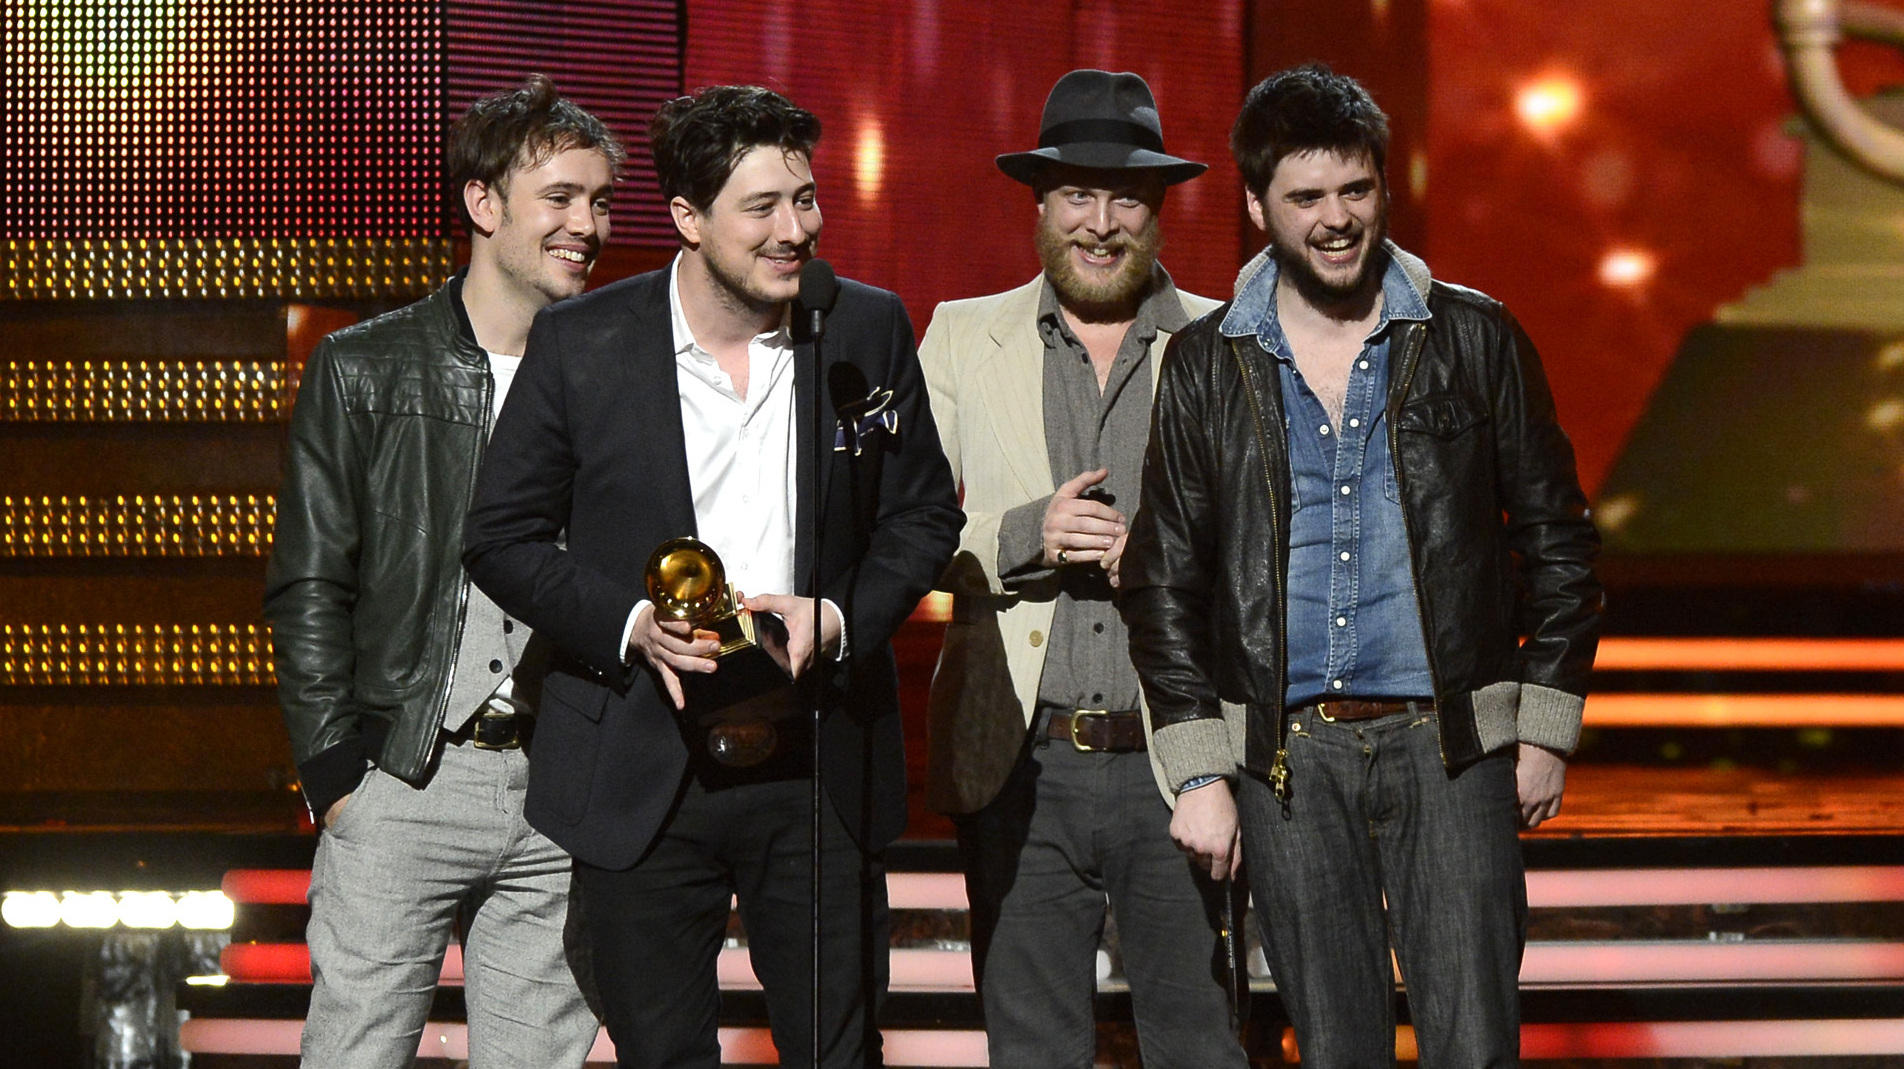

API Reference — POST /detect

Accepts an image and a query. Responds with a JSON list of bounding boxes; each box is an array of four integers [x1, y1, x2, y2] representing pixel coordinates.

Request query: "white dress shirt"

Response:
[[620, 257, 842, 659]]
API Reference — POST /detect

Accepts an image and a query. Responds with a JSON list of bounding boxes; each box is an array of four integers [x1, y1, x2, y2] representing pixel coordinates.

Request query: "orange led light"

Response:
[[1585, 694, 1904, 727], [1597, 637, 1904, 672]]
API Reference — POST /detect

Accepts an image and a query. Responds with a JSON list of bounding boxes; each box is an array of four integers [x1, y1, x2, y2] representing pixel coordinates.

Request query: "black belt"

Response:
[[1290, 698, 1433, 723], [450, 702, 534, 751], [1043, 708, 1146, 752]]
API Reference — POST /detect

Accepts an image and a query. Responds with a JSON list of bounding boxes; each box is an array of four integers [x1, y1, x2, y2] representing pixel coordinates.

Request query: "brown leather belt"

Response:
[[1044, 709, 1146, 752], [1292, 698, 1433, 723]]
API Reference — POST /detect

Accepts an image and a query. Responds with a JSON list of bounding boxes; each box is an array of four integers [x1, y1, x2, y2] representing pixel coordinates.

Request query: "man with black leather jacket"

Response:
[[262, 77, 617, 1066], [1120, 65, 1601, 1067]]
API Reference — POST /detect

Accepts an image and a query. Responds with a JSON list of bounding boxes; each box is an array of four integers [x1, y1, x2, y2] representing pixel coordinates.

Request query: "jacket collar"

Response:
[[433, 269, 489, 369], [1221, 240, 1432, 342]]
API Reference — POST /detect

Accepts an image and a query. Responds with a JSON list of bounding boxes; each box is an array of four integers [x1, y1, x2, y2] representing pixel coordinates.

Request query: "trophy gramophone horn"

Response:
[[1777, 0, 1904, 182], [644, 536, 761, 657]]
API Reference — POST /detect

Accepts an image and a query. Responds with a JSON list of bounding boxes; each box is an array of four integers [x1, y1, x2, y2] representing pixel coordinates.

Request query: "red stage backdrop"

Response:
[[1427, 0, 1904, 492], [684, 0, 1246, 334]]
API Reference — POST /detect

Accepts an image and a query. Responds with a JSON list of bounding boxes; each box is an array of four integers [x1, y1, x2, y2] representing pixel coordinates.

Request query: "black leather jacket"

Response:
[[264, 276, 491, 820], [1120, 248, 1601, 791]]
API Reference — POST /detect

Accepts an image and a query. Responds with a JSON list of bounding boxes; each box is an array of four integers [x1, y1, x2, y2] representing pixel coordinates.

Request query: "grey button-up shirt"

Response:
[[997, 267, 1190, 712]]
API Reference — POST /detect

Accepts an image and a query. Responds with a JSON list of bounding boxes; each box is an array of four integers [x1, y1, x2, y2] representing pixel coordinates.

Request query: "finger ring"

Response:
[[1056, 549, 1070, 565]]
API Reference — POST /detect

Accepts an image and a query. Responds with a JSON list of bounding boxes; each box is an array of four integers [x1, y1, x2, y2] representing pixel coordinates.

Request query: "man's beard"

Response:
[[1036, 215, 1162, 322], [1271, 209, 1389, 313]]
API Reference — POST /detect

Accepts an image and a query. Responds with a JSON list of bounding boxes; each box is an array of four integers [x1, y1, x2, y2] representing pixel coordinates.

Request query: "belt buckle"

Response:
[[471, 704, 520, 751], [1313, 701, 1341, 723], [1069, 708, 1110, 753]]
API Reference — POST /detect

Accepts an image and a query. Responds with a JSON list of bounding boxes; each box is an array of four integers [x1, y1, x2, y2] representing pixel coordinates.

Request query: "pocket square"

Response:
[[833, 385, 899, 456]]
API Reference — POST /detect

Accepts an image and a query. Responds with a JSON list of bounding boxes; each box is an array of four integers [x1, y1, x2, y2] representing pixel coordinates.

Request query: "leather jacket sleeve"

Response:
[[1488, 309, 1602, 740], [263, 337, 370, 818], [1121, 325, 1227, 735]]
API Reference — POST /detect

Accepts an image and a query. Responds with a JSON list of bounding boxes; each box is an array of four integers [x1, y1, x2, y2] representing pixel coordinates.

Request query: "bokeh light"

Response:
[[1515, 74, 1585, 138]]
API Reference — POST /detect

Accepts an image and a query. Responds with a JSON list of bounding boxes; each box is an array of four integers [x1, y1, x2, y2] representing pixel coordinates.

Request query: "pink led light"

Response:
[[1528, 866, 1904, 906], [178, 1020, 989, 1065]]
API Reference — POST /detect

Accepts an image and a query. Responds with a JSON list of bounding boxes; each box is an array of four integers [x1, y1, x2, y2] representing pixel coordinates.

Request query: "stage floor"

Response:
[[903, 763, 1904, 844]]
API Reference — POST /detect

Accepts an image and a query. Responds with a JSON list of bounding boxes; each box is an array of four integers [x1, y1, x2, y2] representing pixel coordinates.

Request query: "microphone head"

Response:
[[798, 258, 839, 313]]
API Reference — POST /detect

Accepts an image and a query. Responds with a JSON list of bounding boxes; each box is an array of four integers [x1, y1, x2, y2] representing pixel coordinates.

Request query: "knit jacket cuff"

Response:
[[1517, 684, 1585, 756], [1150, 717, 1236, 791]]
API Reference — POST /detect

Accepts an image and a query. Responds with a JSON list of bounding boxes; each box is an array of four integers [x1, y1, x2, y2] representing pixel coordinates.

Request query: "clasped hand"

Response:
[[1043, 468, 1129, 586], [627, 595, 839, 710]]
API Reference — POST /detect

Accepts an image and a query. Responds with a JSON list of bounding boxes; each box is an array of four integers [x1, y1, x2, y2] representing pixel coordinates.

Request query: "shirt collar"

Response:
[[1219, 248, 1430, 357], [667, 253, 793, 361], [1035, 263, 1189, 351]]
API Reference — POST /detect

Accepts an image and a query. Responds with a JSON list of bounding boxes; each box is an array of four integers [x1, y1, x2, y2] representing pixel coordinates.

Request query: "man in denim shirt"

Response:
[[1121, 65, 1601, 1067]]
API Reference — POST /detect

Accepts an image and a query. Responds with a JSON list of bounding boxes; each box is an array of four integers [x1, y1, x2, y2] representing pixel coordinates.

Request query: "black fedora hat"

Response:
[[996, 69, 1206, 186]]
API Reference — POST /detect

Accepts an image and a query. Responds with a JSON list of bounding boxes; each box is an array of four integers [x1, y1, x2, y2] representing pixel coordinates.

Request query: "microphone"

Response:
[[797, 258, 839, 341]]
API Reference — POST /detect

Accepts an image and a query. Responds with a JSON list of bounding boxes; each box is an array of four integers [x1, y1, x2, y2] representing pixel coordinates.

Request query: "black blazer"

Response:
[[464, 268, 961, 869]]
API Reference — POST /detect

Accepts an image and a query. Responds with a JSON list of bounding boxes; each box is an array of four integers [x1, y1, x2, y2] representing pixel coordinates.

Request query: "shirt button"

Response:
[[1093, 622, 1105, 634], [1319, 424, 1331, 437], [1339, 551, 1351, 561], [1359, 360, 1370, 370], [1091, 693, 1104, 704], [1339, 485, 1351, 496], [1029, 630, 1044, 648], [502, 619, 515, 634], [1331, 679, 1345, 690], [489, 659, 504, 673], [1335, 616, 1347, 627], [1348, 418, 1361, 429]]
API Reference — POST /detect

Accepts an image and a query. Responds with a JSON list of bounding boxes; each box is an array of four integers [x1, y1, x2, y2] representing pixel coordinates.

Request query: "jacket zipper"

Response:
[[421, 364, 486, 765], [1227, 339, 1291, 803], [1385, 323, 1448, 768]]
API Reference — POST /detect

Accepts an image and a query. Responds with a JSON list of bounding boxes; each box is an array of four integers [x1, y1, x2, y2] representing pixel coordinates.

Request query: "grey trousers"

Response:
[[1238, 710, 1525, 1069], [301, 736, 597, 1068], [954, 735, 1249, 1069]]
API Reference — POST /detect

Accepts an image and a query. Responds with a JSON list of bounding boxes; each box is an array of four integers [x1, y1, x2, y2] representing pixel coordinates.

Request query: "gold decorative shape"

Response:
[[2, 237, 452, 301], [0, 358, 291, 422], [0, 493, 275, 557], [644, 536, 760, 657], [0, 623, 275, 687]]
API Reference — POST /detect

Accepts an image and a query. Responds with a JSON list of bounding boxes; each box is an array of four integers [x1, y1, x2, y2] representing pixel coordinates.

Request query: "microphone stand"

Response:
[[808, 312, 825, 1069], [798, 260, 839, 1069]]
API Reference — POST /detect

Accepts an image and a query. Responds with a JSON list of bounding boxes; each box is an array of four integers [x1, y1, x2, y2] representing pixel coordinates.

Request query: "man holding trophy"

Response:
[[463, 85, 961, 1068]]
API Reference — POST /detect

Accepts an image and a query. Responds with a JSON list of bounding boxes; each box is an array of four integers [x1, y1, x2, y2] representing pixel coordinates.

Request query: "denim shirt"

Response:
[[1220, 253, 1435, 706]]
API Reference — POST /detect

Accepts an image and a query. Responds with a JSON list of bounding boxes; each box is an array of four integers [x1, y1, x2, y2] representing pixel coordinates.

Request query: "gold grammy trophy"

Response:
[[644, 535, 765, 657], [644, 537, 796, 767]]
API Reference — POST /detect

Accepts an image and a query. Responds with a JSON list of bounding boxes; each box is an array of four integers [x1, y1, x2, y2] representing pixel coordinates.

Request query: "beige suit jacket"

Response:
[[919, 275, 1219, 815]]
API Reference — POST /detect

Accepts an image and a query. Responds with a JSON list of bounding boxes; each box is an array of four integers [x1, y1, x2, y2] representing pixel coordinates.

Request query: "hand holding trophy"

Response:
[[639, 538, 795, 739]]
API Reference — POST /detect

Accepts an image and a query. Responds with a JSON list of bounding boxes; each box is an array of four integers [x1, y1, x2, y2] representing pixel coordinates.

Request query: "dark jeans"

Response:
[[954, 733, 1249, 1069], [1237, 710, 1525, 1068], [574, 772, 888, 1069]]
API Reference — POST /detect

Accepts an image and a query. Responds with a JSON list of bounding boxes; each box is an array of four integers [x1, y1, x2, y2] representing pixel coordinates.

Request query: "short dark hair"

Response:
[[649, 86, 821, 214], [446, 74, 625, 232], [1231, 64, 1389, 199]]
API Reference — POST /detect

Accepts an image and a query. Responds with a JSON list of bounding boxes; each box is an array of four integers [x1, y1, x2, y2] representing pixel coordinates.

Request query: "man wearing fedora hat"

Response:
[[918, 69, 1248, 1068]]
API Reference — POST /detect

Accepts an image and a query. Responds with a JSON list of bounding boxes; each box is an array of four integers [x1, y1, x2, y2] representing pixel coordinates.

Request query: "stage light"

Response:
[[177, 890, 237, 930], [1515, 75, 1584, 138], [855, 117, 887, 204], [1597, 247, 1655, 288], [1866, 398, 1904, 431], [1, 890, 233, 929], [2, 891, 62, 929], [117, 891, 178, 929], [60, 891, 119, 929]]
